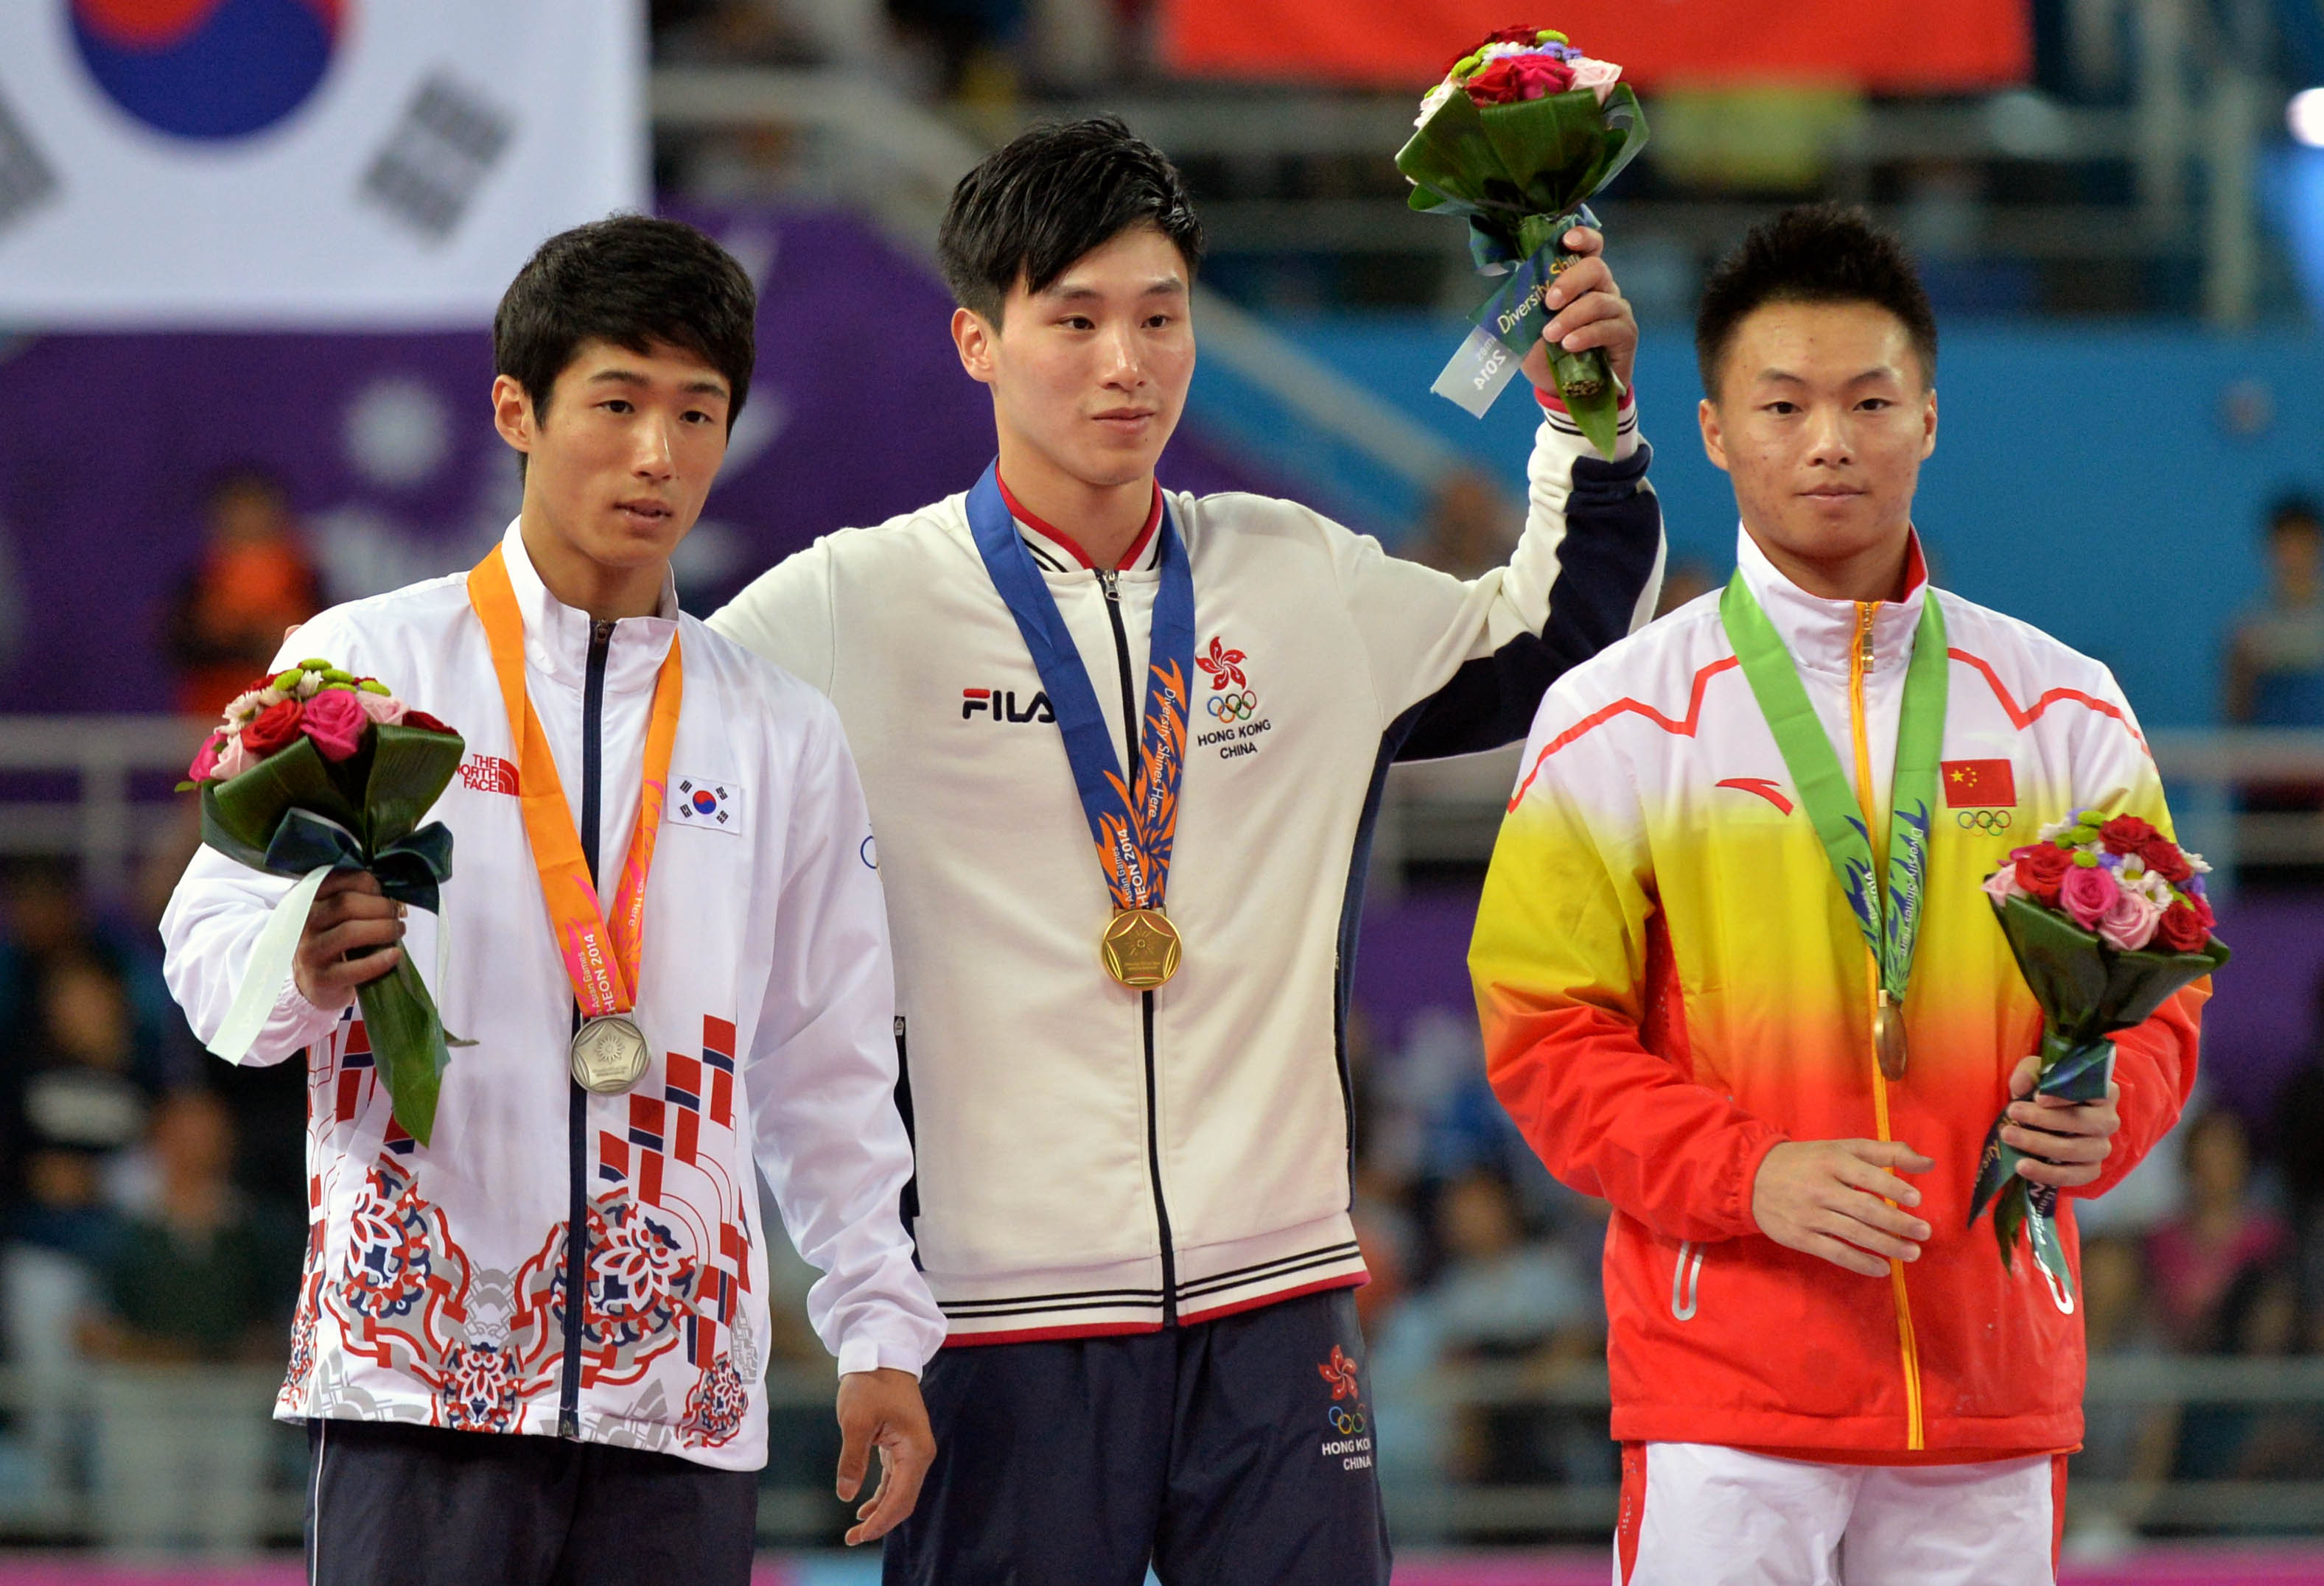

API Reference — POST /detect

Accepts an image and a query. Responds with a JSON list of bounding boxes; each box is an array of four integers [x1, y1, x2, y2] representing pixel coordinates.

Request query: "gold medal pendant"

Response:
[[1874, 990, 1908, 1081], [570, 1014, 653, 1095], [1102, 908, 1182, 990]]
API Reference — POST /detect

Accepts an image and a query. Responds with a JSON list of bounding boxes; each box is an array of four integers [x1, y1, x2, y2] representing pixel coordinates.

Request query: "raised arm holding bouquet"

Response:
[[1396, 26, 1647, 452]]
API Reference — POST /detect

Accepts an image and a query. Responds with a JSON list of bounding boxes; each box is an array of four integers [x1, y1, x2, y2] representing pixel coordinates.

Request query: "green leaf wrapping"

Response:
[[364, 723, 468, 850], [355, 952, 451, 1147], [193, 722, 469, 1146]]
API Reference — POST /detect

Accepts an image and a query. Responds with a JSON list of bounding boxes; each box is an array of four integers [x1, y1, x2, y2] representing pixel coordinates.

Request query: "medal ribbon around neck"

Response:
[[1718, 570, 1947, 1025], [466, 544, 683, 1019], [965, 463, 1194, 919]]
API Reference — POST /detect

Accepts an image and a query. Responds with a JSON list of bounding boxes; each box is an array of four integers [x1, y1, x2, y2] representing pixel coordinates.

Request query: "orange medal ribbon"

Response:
[[466, 544, 682, 1020]]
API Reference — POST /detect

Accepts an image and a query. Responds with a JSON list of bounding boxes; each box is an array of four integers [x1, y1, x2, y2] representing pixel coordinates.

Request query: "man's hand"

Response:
[[293, 871, 404, 1011], [835, 1367, 935, 1547], [1521, 225, 1637, 397], [2002, 1054, 2121, 1190], [1751, 1140, 1934, 1277]]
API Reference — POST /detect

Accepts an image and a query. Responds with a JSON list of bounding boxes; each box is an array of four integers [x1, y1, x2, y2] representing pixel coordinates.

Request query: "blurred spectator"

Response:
[[2223, 494, 2324, 726], [885, 0, 1025, 99], [3, 954, 150, 1268], [158, 467, 324, 720], [1653, 557, 1717, 619], [1418, 1170, 1604, 1503], [653, 0, 820, 64], [1412, 468, 1519, 581], [77, 1087, 294, 1554], [81, 1090, 301, 1364], [2067, 1235, 2177, 1549], [2144, 1110, 2292, 1354]]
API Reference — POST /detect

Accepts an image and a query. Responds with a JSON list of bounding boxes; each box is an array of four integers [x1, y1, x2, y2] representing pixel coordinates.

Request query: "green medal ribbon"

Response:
[[1718, 572, 1948, 1057]]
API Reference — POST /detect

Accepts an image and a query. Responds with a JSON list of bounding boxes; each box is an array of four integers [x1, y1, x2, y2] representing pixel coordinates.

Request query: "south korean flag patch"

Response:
[[670, 776, 743, 836]]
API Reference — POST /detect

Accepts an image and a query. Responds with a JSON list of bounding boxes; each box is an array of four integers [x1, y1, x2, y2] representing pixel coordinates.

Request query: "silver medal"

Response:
[[570, 1014, 652, 1095]]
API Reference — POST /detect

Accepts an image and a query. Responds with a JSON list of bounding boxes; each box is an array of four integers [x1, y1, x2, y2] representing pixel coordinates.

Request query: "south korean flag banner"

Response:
[[0, 0, 645, 327]]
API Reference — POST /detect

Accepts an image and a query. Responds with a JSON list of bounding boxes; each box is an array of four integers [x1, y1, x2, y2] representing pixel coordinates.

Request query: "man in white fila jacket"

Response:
[[709, 118, 1665, 1582], [161, 217, 945, 1585]]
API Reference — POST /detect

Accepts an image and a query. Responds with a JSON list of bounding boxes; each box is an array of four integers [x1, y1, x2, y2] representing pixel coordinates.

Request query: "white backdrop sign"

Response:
[[0, 0, 646, 328]]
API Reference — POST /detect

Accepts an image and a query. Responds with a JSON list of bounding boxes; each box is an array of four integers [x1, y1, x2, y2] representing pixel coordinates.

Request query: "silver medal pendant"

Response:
[[570, 1014, 652, 1095]]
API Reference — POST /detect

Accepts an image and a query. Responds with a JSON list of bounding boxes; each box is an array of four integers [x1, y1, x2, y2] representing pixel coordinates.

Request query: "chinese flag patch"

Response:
[[1942, 759, 2017, 808]]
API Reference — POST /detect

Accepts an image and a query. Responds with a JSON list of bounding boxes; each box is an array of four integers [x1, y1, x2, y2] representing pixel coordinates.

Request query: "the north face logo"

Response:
[[459, 754, 518, 796]]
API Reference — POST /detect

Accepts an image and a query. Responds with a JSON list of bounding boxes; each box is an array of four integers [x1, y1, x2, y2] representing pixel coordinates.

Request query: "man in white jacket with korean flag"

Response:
[[161, 216, 944, 1586]]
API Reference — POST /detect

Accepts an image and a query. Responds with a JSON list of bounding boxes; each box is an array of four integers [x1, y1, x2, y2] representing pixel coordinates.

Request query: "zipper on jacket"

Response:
[[559, 618, 615, 1438], [1099, 569, 1178, 1326], [1849, 599, 1926, 1451]]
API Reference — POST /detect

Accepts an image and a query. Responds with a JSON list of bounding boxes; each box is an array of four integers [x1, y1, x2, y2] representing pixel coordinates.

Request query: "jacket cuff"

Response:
[[1533, 383, 1640, 460], [1731, 1127, 1791, 1238], [836, 1336, 925, 1379]]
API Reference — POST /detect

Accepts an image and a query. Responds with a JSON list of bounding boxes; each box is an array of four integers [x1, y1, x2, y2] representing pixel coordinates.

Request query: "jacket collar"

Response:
[[1733, 524, 1929, 682], [497, 518, 679, 695]]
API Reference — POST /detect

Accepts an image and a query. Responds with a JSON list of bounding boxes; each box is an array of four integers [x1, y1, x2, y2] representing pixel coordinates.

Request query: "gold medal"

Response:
[[1874, 990, 1908, 1081], [570, 1014, 653, 1095], [1102, 908, 1182, 990]]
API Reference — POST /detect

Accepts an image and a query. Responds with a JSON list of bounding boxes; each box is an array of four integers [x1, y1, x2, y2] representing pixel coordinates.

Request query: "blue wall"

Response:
[[1190, 316, 2324, 729]]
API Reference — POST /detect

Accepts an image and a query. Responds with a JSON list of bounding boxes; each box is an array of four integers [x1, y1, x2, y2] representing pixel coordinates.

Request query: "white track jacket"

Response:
[[160, 521, 945, 1471], [709, 400, 1665, 1341]]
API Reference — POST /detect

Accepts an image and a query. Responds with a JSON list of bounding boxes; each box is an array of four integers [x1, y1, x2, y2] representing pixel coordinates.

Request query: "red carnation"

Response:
[[1465, 53, 1576, 105], [2099, 815, 2159, 855], [2191, 891, 2216, 930], [240, 698, 305, 757], [2009, 843, 2073, 905], [401, 710, 453, 735], [1482, 25, 1550, 46], [2155, 900, 2209, 954], [2139, 838, 2194, 883]]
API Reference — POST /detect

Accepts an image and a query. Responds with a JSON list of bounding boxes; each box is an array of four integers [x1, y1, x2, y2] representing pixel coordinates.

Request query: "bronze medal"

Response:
[[1874, 991, 1908, 1081], [1102, 908, 1182, 990], [570, 1014, 653, 1095]]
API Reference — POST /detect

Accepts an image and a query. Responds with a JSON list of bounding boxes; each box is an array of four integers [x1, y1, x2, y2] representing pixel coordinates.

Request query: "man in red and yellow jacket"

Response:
[[1469, 206, 2208, 1585]]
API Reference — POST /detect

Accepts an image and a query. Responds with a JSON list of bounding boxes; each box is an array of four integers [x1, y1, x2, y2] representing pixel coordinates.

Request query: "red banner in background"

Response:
[[1159, 0, 2030, 92]]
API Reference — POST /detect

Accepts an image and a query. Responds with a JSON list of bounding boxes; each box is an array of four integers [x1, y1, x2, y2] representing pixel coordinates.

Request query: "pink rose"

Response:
[[1569, 55, 1623, 102], [1981, 863, 2023, 905], [2059, 863, 2118, 929], [212, 733, 253, 779], [298, 688, 368, 762], [355, 689, 407, 726], [2095, 883, 2162, 951], [187, 737, 223, 783]]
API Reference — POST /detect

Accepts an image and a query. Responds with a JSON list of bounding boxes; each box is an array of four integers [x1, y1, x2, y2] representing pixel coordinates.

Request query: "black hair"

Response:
[[938, 116, 1204, 323], [1695, 203, 1939, 399], [2267, 493, 2324, 536], [494, 214, 756, 436]]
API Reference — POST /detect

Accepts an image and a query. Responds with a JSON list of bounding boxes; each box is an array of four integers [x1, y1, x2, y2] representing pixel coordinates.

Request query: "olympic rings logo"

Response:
[[1206, 690, 1258, 722], [1956, 809, 2014, 832], [1328, 1406, 1368, 1435]]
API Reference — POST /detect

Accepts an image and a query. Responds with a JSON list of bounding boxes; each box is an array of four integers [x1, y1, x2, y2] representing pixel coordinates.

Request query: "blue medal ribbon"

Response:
[[965, 462, 1195, 913]]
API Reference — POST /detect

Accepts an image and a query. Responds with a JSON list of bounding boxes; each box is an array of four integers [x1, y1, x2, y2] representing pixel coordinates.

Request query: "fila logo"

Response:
[[459, 754, 519, 796], [962, 688, 1055, 723]]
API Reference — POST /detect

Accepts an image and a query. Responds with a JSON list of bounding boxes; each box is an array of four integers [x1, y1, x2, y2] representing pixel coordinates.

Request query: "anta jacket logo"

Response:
[[961, 688, 1055, 723]]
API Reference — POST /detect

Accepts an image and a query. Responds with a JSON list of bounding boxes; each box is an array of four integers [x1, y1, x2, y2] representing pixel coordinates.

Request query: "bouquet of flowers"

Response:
[[1971, 810, 2229, 1302], [1395, 26, 1647, 452], [182, 659, 466, 1146]]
